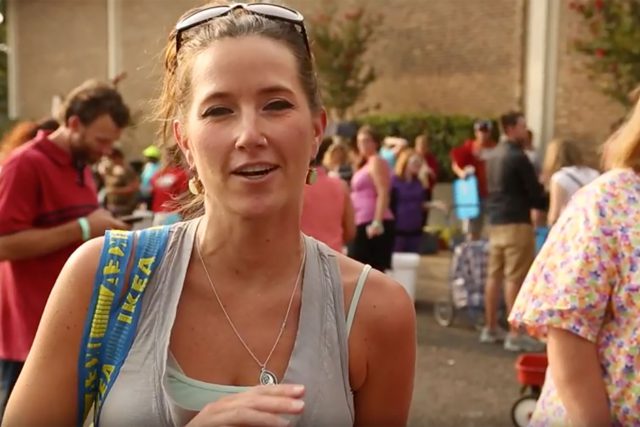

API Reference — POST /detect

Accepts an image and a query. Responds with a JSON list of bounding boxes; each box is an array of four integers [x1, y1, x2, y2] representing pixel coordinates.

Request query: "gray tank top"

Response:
[[98, 219, 369, 426]]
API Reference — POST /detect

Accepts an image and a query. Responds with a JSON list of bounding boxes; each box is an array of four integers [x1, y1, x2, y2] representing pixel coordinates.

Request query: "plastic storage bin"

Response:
[[390, 252, 421, 301]]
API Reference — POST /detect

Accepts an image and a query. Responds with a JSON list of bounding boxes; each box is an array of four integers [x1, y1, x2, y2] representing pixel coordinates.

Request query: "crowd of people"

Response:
[[0, 3, 415, 426], [299, 127, 444, 274], [0, 0, 638, 426]]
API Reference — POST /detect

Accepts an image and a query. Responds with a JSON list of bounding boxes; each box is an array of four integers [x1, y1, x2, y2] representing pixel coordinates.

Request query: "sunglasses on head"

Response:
[[175, 3, 311, 56]]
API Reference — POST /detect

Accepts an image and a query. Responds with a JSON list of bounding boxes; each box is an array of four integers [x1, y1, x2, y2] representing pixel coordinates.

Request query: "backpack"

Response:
[[76, 226, 171, 426]]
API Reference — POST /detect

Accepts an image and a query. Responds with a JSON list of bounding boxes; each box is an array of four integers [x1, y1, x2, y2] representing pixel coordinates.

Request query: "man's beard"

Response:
[[70, 135, 100, 166], [69, 142, 91, 187], [70, 144, 90, 166]]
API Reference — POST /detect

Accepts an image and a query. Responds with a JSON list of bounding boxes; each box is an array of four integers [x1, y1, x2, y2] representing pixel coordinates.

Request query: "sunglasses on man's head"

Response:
[[175, 3, 311, 56]]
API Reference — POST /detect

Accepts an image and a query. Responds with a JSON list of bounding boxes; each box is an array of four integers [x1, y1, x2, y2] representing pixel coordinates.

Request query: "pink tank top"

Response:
[[301, 169, 346, 251], [350, 159, 393, 225]]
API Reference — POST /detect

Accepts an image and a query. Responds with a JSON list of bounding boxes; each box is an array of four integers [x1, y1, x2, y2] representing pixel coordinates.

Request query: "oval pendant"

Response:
[[260, 369, 278, 385]]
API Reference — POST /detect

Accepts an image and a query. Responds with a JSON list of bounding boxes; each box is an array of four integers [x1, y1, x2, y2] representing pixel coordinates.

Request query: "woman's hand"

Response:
[[186, 384, 305, 427], [366, 221, 384, 239], [463, 165, 476, 177], [424, 200, 448, 213]]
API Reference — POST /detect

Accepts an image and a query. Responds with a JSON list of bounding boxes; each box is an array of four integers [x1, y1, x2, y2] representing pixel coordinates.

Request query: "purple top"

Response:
[[350, 160, 393, 225], [391, 176, 425, 233]]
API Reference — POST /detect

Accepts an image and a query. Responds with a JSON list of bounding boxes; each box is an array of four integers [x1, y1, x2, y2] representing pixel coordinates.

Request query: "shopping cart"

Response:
[[433, 238, 488, 329], [431, 179, 496, 329], [511, 352, 548, 426]]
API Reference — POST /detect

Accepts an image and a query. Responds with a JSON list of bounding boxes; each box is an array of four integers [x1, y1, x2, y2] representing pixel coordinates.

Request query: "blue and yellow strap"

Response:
[[77, 226, 171, 427]]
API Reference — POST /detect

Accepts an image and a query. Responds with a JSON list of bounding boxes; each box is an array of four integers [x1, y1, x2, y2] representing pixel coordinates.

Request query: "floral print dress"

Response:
[[509, 168, 640, 426]]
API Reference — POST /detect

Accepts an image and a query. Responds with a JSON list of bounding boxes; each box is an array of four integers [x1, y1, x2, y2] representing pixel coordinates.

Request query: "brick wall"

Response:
[[289, 0, 526, 118], [12, 0, 623, 160], [15, 0, 108, 120]]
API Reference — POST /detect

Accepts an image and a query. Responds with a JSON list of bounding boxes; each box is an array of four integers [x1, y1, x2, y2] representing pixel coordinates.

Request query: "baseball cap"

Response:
[[474, 120, 492, 132]]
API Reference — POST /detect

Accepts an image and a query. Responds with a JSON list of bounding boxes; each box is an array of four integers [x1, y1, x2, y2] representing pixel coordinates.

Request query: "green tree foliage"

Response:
[[571, 0, 640, 107], [308, 4, 381, 120]]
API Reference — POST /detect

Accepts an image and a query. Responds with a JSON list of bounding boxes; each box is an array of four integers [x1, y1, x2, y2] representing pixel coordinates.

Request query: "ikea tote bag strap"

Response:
[[77, 229, 133, 426], [76, 225, 171, 426]]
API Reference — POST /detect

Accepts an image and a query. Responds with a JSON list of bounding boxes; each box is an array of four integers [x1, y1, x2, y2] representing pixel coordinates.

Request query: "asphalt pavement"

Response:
[[408, 252, 521, 427]]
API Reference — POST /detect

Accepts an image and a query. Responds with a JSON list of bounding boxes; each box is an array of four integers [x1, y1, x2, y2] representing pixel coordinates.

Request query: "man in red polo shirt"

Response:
[[0, 80, 130, 414], [450, 119, 497, 240]]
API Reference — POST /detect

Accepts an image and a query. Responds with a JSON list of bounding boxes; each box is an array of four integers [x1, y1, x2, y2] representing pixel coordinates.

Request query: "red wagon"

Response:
[[511, 353, 548, 426]]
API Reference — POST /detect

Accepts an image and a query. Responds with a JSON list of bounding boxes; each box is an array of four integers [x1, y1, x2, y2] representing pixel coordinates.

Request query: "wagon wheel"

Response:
[[433, 297, 455, 327], [511, 395, 538, 427]]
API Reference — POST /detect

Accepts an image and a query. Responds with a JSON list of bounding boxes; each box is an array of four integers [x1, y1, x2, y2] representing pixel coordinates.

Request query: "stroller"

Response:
[[433, 239, 490, 329]]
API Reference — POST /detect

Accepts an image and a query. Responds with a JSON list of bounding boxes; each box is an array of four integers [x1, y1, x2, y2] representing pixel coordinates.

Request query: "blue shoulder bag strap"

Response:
[[77, 229, 133, 426], [76, 225, 171, 427]]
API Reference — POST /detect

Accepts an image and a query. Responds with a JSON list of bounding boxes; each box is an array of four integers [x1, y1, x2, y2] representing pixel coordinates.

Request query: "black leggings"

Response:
[[348, 220, 395, 271]]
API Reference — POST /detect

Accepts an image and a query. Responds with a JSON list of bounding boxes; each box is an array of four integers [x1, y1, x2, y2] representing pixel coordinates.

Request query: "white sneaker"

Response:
[[479, 326, 507, 344], [504, 333, 545, 352]]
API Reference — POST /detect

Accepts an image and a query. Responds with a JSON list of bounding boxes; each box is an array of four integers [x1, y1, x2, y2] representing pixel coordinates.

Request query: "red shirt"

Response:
[[150, 165, 189, 213], [450, 139, 495, 198], [0, 131, 98, 361]]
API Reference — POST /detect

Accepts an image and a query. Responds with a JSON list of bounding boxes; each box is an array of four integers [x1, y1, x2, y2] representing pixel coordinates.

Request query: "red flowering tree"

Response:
[[571, 0, 640, 107], [308, 4, 382, 120]]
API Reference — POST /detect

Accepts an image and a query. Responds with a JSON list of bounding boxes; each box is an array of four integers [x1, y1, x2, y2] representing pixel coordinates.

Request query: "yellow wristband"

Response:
[[77, 217, 91, 242]]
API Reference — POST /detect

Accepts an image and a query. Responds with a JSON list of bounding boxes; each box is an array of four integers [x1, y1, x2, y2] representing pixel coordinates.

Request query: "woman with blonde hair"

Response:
[[4, 2, 415, 426], [322, 140, 353, 184], [413, 134, 438, 196], [509, 100, 640, 425], [540, 138, 599, 226], [390, 148, 429, 253]]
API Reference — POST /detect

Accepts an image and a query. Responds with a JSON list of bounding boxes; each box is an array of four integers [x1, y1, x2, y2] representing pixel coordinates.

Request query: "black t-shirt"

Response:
[[485, 140, 548, 225]]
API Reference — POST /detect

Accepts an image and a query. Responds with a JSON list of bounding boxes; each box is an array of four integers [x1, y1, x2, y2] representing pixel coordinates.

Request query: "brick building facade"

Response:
[[7, 0, 625, 158]]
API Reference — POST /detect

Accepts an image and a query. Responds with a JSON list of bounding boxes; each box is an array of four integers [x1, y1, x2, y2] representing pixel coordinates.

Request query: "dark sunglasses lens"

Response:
[[177, 6, 229, 30], [248, 4, 303, 22]]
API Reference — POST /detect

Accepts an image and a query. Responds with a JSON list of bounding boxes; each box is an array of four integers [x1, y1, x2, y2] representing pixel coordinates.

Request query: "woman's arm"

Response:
[[547, 179, 569, 226], [3, 238, 105, 426], [341, 181, 356, 244], [547, 327, 611, 427], [369, 156, 390, 225], [341, 259, 416, 427]]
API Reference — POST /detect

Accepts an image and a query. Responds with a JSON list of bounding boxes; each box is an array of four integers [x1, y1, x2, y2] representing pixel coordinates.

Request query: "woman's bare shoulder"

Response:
[[335, 253, 416, 396], [336, 254, 415, 330], [40, 236, 107, 329], [58, 237, 105, 294]]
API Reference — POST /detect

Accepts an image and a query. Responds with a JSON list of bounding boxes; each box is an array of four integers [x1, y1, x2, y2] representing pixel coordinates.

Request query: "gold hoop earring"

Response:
[[306, 167, 318, 185], [188, 176, 204, 195]]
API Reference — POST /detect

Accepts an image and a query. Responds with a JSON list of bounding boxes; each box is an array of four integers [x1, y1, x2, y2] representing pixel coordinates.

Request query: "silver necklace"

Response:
[[195, 237, 306, 386]]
